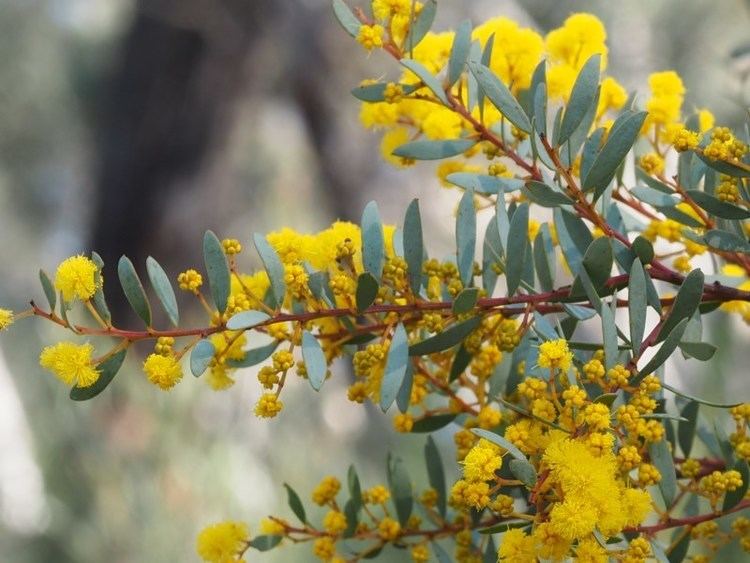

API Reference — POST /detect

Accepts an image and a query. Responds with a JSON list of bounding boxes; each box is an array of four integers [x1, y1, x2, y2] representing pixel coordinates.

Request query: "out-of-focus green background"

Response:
[[1, 1, 749, 561]]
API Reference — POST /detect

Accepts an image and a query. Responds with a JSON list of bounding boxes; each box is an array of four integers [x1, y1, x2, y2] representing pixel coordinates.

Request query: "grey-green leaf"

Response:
[[677, 400, 699, 458], [404, 0, 436, 51], [331, 0, 361, 37], [400, 59, 449, 105], [649, 439, 677, 506], [582, 111, 648, 192], [471, 428, 526, 460], [39, 269, 57, 312], [248, 535, 282, 552], [467, 61, 532, 133], [227, 341, 279, 368], [558, 54, 600, 145], [456, 189, 476, 287], [146, 256, 179, 326], [90, 252, 112, 324], [425, 435, 447, 517], [453, 288, 479, 314], [361, 201, 385, 280], [409, 316, 481, 356], [284, 483, 307, 525], [522, 181, 574, 207], [254, 233, 286, 308], [601, 303, 618, 370], [117, 256, 152, 326], [302, 330, 327, 391], [686, 190, 750, 220], [448, 20, 472, 86], [387, 453, 413, 526], [356, 272, 379, 313], [393, 138, 476, 160], [191, 340, 215, 377], [657, 269, 704, 342], [403, 199, 424, 295], [636, 318, 690, 380], [70, 349, 127, 401], [628, 259, 647, 352], [678, 341, 717, 361], [447, 173, 523, 194], [380, 323, 409, 412], [203, 231, 231, 314], [226, 310, 271, 331], [505, 202, 529, 295], [704, 229, 750, 254], [509, 459, 537, 488]]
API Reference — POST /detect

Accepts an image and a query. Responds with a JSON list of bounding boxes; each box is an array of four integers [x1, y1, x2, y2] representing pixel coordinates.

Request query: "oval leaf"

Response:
[[558, 54, 600, 145], [39, 269, 57, 312], [226, 310, 271, 331], [379, 323, 409, 412], [471, 428, 526, 460], [582, 111, 648, 192], [657, 269, 704, 342], [117, 256, 152, 326], [203, 231, 231, 314], [146, 256, 179, 326], [448, 20, 472, 86], [686, 189, 750, 220], [70, 349, 127, 401], [505, 203, 529, 296], [284, 483, 307, 525], [361, 201, 385, 281], [403, 199, 424, 296], [302, 330, 327, 391], [467, 61, 532, 133], [191, 339, 215, 377], [331, 0, 361, 37], [356, 272, 379, 313], [393, 138, 476, 160], [456, 189, 476, 287], [227, 340, 280, 368], [409, 316, 481, 356], [636, 318, 690, 381], [400, 59, 449, 105], [387, 453, 413, 526], [424, 436, 447, 517], [453, 288, 479, 315], [649, 439, 677, 506], [254, 233, 286, 308], [522, 181, 574, 207]]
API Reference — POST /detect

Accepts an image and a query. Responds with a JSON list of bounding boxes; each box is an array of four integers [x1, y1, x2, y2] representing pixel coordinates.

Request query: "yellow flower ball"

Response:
[[54, 255, 100, 302], [196, 520, 249, 562], [40, 341, 100, 387], [143, 353, 183, 390]]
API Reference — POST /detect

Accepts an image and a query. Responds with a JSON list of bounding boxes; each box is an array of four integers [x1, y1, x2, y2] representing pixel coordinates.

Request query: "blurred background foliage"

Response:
[[1, 0, 749, 561]]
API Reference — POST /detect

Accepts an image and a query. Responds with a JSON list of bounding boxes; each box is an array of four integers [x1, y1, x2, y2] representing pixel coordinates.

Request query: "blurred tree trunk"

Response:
[[90, 0, 271, 314], [90, 0, 367, 318]]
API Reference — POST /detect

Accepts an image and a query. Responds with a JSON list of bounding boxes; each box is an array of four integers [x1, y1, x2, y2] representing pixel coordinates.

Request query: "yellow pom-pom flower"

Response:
[[538, 339, 573, 372], [312, 476, 341, 506], [196, 520, 249, 562], [0, 308, 14, 331], [143, 353, 183, 390], [461, 439, 502, 482], [39, 341, 100, 387], [54, 255, 100, 302], [177, 269, 203, 293], [254, 393, 283, 418], [357, 24, 385, 51]]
